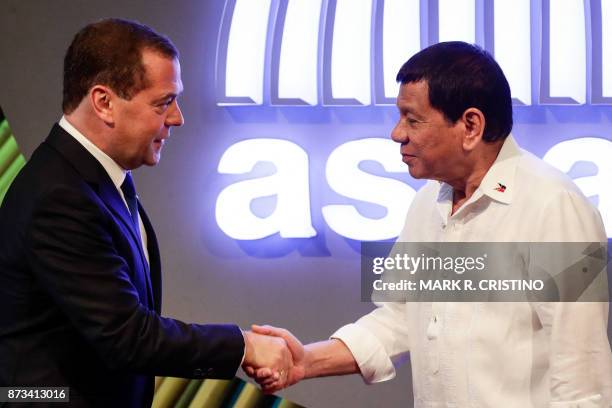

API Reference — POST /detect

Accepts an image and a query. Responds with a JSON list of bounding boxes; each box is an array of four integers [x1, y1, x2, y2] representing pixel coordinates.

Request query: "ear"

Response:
[[89, 85, 116, 124], [460, 108, 485, 151]]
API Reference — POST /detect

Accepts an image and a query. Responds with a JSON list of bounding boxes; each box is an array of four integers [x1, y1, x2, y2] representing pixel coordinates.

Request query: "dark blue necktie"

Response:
[[121, 173, 152, 306], [120, 172, 140, 236]]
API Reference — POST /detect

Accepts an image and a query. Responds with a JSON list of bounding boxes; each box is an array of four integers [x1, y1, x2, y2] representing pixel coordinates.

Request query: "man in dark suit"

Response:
[[0, 18, 291, 407]]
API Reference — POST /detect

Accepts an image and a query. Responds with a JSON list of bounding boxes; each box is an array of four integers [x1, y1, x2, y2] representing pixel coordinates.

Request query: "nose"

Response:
[[390, 120, 408, 144], [167, 100, 185, 127]]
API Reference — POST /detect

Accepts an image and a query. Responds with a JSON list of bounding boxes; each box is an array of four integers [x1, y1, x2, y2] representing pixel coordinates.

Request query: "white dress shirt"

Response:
[[58, 116, 149, 264], [333, 135, 612, 407]]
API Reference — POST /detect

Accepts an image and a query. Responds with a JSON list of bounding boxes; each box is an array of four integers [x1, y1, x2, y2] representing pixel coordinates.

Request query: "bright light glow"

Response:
[[331, 0, 372, 104], [494, 0, 531, 104], [224, 0, 271, 104], [322, 138, 416, 241], [278, 0, 322, 104], [383, 0, 420, 99], [543, 137, 612, 237], [603, 0, 612, 97], [438, 0, 475, 43], [216, 139, 316, 239], [549, 0, 586, 103]]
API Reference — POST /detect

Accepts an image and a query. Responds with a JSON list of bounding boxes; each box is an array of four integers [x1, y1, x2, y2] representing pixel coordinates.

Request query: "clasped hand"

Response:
[[242, 325, 305, 393]]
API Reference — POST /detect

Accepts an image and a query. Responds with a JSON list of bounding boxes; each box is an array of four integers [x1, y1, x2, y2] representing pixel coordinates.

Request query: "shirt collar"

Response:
[[58, 116, 127, 189], [436, 134, 521, 207], [476, 134, 521, 205]]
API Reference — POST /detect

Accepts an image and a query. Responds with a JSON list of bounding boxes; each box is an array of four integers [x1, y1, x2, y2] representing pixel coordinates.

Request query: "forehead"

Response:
[[396, 80, 430, 109], [141, 50, 183, 93]]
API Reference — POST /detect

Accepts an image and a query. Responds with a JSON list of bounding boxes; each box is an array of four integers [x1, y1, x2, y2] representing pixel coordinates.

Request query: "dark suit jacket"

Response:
[[0, 124, 245, 407]]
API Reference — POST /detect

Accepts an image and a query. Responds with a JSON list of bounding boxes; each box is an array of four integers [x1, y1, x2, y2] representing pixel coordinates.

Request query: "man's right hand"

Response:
[[245, 324, 307, 393], [242, 330, 292, 386], [243, 325, 359, 394]]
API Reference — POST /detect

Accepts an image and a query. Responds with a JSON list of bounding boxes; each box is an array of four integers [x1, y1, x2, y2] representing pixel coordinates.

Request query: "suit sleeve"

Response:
[[26, 185, 244, 379]]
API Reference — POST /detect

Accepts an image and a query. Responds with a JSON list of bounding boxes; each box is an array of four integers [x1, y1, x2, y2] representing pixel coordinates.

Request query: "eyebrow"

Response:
[[398, 105, 426, 121], [153, 92, 180, 104], [397, 105, 416, 115]]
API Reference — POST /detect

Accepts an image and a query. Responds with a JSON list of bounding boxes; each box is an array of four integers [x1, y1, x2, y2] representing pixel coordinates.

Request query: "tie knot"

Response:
[[121, 172, 137, 199]]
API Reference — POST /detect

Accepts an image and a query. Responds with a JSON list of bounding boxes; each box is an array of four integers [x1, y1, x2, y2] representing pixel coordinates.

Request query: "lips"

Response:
[[154, 131, 170, 144], [401, 153, 416, 165]]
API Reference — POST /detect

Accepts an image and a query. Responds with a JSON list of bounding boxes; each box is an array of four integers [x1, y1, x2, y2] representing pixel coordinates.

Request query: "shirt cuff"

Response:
[[331, 323, 396, 384], [240, 329, 247, 366]]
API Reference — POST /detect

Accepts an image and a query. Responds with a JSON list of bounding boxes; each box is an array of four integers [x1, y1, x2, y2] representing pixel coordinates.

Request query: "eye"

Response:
[[155, 98, 175, 112]]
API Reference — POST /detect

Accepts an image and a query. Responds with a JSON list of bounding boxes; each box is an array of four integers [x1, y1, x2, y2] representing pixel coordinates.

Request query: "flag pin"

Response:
[[494, 182, 506, 193]]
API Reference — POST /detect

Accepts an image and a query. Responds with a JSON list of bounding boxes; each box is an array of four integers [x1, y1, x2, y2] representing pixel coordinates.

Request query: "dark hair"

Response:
[[62, 18, 178, 114], [396, 41, 512, 142]]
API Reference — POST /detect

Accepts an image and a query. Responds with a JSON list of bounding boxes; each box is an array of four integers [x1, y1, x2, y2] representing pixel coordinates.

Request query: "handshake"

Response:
[[241, 324, 306, 394]]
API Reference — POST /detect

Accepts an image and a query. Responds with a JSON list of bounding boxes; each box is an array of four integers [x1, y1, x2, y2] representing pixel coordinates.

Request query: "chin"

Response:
[[407, 167, 424, 179], [145, 150, 162, 166]]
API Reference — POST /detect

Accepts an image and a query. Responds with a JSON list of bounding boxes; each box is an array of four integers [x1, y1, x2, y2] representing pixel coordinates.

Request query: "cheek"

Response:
[[140, 121, 164, 141], [411, 137, 430, 156], [150, 117, 167, 133]]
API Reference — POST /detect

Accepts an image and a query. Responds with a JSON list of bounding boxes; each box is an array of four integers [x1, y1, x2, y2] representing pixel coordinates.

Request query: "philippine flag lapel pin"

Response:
[[494, 182, 506, 193]]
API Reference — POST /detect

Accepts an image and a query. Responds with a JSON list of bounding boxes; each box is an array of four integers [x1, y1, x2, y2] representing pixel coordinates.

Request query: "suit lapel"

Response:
[[45, 125, 145, 255], [139, 204, 161, 313], [96, 181, 145, 250]]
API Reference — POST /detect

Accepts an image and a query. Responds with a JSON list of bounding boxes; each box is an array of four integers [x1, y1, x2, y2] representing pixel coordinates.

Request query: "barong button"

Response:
[[426, 316, 439, 340]]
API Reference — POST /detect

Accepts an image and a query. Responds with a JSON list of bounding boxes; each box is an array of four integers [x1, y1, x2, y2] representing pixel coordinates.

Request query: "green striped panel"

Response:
[[0, 109, 26, 204], [174, 379, 203, 408], [152, 377, 305, 408]]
